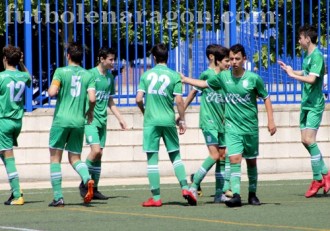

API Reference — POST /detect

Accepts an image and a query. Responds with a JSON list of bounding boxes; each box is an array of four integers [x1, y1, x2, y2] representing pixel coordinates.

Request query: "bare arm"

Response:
[[48, 84, 59, 97], [108, 97, 127, 130], [278, 60, 316, 84], [176, 88, 198, 125], [136, 91, 145, 114], [180, 73, 208, 88], [175, 95, 187, 135], [19, 52, 32, 80], [264, 97, 276, 136], [86, 89, 96, 124]]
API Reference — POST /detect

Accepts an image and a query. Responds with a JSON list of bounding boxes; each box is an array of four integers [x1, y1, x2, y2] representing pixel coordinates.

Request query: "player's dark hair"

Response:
[[230, 44, 246, 58], [214, 46, 229, 64], [67, 42, 84, 64], [206, 44, 219, 60], [298, 24, 318, 44], [98, 46, 116, 61], [3, 45, 21, 66], [151, 43, 168, 64]]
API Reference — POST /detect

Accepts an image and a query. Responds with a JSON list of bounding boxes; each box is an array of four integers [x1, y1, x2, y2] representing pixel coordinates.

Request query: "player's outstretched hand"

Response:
[[119, 120, 127, 130]]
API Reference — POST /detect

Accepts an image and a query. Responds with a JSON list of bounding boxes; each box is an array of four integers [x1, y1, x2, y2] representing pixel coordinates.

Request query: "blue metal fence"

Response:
[[2, 0, 330, 111]]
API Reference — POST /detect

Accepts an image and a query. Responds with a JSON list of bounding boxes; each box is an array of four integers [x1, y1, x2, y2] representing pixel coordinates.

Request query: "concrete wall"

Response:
[[1, 104, 330, 182]]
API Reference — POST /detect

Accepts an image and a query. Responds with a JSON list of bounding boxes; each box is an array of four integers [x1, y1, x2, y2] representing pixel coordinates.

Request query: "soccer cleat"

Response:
[[224, 190, 233, 198], [305, 179, 324, 198], [182, 189, 197, 206], [322, 171, 330, 194], [5, 190, 24, 205], [93, 188, 109, 200], [4, 196, 24, 205], [190, 174, 203, 196], [48, 198, 65, 207], [248, 192, 261, 205], [79, 181, 87, 198], [214, 193, 229, 203], [225, 193, 242, 208], [83, 179, 95, 203], [142, 198, 162, 207]]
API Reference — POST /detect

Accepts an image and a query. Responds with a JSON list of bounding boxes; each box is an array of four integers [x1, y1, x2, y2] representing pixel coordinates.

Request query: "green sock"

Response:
[[169, 150, 189, 190], [50, 163, 63, 200], [86, 159, 101, 187], [4, 157, 21, 199], [247, 165, 258, 193], [320, 155, 329, 175], [230, 163, 241, 195], [215, 160, 225, 196], [222, 154, 231, 193], [191, 156, 216, 189], [307, 143, 323, 180], [73, 160, 91, 184], [147, 152, 160, 201]]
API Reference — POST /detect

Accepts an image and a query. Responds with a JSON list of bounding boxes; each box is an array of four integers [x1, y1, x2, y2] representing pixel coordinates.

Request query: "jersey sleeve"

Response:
[[138, 74, 146, 92], [87, 72, 96, 91], [206, 73, 223, 90], [255, 75, 268, 99], [51, 68, 62, 87], [173, 73, 183, 95], [24, 72, 32, 87], [309, 54, 324, 77]]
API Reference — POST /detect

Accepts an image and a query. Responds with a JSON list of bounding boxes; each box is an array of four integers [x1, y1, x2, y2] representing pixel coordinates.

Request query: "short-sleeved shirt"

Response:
[[86, 67, 115, 127], [207, 70, 268, 135], [137, 64, 182, 127], [301, 48, 325, 112], [197, 68, 225, 132], [51, 65, 95, 128], [0, 70, 31, 120]]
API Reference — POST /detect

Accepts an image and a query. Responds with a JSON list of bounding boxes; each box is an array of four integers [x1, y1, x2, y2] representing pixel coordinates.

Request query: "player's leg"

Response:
[[0, 119, 24, 205], [142, 126, 162, 207], [301, 110, 329, 197], [67, 127, 94, 203], [49, 126, 67, 207], [164, 126, 196, 205], [84, 124, 108, 200], [244, 133, 261, 205], [191, 129, 219, 199], [224, 133, 243, 208]]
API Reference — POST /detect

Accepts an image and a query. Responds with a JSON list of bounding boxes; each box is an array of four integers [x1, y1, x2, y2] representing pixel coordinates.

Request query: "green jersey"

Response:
[[301, 48, 325, 111], [87, 67, 115, 127], [207, 70, 268, 135], [138, 64, 182, 127], [197, 68, 225, 132], [0, 70, 31, 119], [52, 65, 95, 128]]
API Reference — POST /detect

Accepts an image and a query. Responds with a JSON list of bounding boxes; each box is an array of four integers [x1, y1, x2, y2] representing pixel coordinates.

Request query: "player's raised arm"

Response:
[[180, 73, 208, 89]]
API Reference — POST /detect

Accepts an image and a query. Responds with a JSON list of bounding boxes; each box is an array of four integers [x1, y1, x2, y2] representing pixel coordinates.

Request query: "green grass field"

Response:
[[0, 180, 329, 231]]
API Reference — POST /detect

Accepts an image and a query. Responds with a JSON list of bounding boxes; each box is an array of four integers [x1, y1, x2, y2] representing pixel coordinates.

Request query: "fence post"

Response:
[[24, 1, 33, 112], [229, 0, 237, 46]]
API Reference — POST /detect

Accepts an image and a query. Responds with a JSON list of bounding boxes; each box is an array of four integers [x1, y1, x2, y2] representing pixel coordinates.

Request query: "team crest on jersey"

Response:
[[242, 79, 249, 88]]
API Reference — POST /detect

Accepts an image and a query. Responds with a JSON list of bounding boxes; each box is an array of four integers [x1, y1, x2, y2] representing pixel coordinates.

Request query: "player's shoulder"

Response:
[[245, 70, 260, 79]]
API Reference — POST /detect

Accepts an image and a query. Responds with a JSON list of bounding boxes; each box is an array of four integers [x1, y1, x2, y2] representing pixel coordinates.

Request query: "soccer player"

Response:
[[181, 44, 277, 207], [136, 43, 196, 207], [181, 44, 232, 204], [278, 24, 330, 197], [0, 45, 31, 205], [79, 47, 127, 200], [48, 42, 96, 207]]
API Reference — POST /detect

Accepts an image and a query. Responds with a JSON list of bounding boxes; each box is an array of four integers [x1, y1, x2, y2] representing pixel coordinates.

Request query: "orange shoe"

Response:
[[322, 171, 330, 194], [305, 179, 324, 198], [83, 179, 94, 203], [182, 189, 197, 206], [142, 198, 162, 207]]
